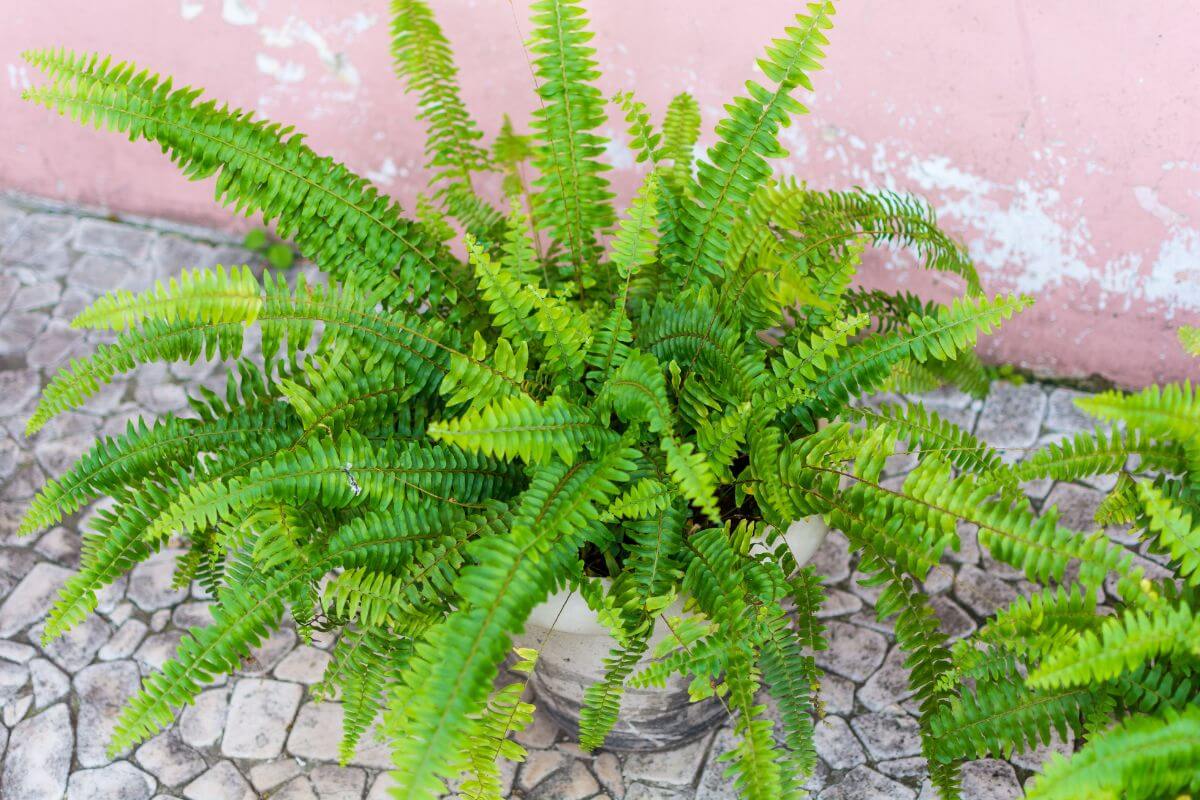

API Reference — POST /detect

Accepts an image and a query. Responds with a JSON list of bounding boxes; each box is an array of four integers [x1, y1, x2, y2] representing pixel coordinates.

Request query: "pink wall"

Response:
[[3, 1, 1199, 387]]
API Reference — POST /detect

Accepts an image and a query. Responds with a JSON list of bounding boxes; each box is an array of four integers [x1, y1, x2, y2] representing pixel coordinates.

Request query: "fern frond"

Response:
[[384, 445, 637, 799], [72, 264, 261, 330], [428, 393, 604, 465], [22, 49, 462, 312], [661, 92, 701, 192], [1012, 427, 1187, 483], [1138, 481, 1200, 586], [1024, 706, 1200, 800], [671, 2, 835, 287], [1028, 603, 1200, 689], [391, 0, 492, 191], [528, 0, 615, 286]]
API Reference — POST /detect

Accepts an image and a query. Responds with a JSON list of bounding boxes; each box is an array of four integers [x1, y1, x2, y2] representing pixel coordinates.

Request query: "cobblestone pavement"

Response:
[[0, 193, 1137, 799]]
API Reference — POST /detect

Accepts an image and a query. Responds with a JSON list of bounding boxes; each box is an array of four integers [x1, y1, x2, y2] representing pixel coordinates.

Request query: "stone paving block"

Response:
[[75, 659, 142, 766], [127, 548, 189, 611], [2, 213, 75, 274], [134, 630, 185, 674], [1045, 387, 1099, 433], [975, 382, 1048, 450], [274, 644, 332, 683], [527, 761, 599, 800], [309, 764, 367, 799], [66, 761, 156, 800], [814, 715, 867, 769], [0, 638, 36, 663], [74, 218, 154, 261], [622, 729, 713, 786], [29, 656, 70, 708], [71, 252, 151, 293], [101, 618, 149, 661], [183, 761, 256, 800], [815, 621, 888, 682], [0, 366, 42, 418], [954, 564, 1019, 618], [857, 646, 911, 712], [517, 749, 570, 793], [851, 712, 923, 760], [239, 625, 297, 675], [136, 730, 207, 787], [249, 760, 304, 794], [0, 659, 28, 704], [626, 782, 692, 800], [180, 686, 230, 748], [37, 613, 112, 672], [820, 765, 916, 800], [273, 777, 319, 800], [222, 678, 303, 758], [1, 703, 73, 800], [959, 759, 1022, 800], [819, 672, 856, 716]]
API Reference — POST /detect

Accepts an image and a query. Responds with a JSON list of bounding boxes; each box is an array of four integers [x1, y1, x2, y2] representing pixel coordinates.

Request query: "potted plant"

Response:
[[20, 1, 1181, 798]]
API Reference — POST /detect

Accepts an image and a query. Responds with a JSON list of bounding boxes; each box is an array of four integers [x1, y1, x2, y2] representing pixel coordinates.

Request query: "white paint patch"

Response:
[[602, 127, 635, 171], [1143, 229, 1200, 315], [1133, 186, 1187, 228], [180, 0, 204, 21], [255, 54, 306, 84], [260, 16, 361, 86], [365, 158, 399, 186], [7, 64, 32, 92], [222, 0, 258, 26]]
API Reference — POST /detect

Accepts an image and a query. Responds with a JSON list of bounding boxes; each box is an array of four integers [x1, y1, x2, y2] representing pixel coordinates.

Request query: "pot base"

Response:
[[513, 633, 720, 753]]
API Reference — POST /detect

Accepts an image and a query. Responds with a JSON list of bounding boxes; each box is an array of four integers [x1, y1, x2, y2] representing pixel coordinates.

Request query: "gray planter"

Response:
[[515, 516, 829, 751]]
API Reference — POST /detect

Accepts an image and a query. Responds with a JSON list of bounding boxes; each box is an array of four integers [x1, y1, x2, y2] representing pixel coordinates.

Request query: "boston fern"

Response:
[[930, 327, 1200, 800], [16, 1, 1189, 798]]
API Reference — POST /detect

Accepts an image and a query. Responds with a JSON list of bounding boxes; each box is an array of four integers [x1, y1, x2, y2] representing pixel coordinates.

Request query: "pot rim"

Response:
[[524, 514, 829, 637]]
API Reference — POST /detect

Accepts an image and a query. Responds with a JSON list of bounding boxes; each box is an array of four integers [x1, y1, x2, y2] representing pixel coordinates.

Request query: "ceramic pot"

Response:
[[515, 515, 829, 751]]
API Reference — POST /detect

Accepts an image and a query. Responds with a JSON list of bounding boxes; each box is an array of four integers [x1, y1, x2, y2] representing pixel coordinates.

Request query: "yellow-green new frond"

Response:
[[1077, 381, 1199, 441], [1138, 482, 1200, 586], [609, 174, 662, 281], [440, 332, 530, 411], [72, 264, 262, 330], [1028, 604, 1200, 690], [1025, 706, 1200, 800], [1179, 325, 1200, 356], [661, 92, 701, 191], [428, 393, 604, 465]]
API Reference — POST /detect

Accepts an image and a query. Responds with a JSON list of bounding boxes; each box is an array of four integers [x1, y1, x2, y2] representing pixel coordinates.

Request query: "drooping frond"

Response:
[[384, 445, 637, 799], [22, 49, 463, 313], [778, 187, 981, 293], [1138, 482, 1200, 586], [71, 264, 262, 330], [1012, 427, 1187, 483], [928, 677, 1098, 763]]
